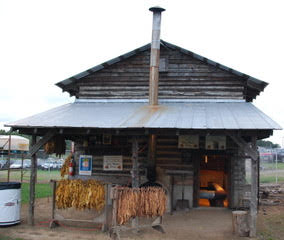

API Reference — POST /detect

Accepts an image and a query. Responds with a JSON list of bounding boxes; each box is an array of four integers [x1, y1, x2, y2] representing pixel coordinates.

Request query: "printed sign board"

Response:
[[178, 135, 199, 149], [205, 136, 226, 150], [79, 155, 92, 175], [103, 155, 123, 171]]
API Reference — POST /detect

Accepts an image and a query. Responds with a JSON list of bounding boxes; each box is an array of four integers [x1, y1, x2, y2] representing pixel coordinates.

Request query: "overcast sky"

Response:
[[0, 0, 283, 146]]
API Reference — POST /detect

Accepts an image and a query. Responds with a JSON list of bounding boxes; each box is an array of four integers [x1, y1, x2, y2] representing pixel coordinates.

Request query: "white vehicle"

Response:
[[10, 160, 31, 169], [10, 162, 22, 169], [41, 161, 57, 170]]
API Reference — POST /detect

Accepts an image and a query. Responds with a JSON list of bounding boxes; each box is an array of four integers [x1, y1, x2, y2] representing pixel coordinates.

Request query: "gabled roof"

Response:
[[6, 101, 281, 131], [56, 40, 268, 100]]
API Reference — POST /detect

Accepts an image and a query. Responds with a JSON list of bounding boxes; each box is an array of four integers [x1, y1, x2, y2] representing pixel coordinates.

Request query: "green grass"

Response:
[[0, 169, 62, 183], [0, 237, 23, 240], [261, 163, 284, 170], [247, 175, 284, 184], [259, 175, 284, 184], [21, 183, 52, 203]]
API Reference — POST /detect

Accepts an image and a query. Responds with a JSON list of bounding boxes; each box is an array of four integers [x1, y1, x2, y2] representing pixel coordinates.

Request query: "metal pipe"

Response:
[[149, 6, 165, 105]]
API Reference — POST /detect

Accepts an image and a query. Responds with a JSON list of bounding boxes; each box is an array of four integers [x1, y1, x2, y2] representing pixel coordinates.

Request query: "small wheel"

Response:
[[49, 220, 59, 229]]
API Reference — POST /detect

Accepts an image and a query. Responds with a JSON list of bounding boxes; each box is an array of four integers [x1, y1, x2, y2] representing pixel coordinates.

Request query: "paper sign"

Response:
[[103, 155, 123, 171], [178, 135, 199, 149], [206, 136, 226, 150], [79, 155, 92, 175]]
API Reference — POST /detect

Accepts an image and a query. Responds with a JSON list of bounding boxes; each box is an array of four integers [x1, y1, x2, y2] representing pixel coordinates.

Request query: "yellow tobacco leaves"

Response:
[[116, 187, 167, 225], [56, 179, 105, 211]]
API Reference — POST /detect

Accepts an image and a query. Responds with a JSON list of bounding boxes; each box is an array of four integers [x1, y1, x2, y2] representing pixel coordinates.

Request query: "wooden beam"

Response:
[[18, 127, 272, 139], [193, 152, 200, 207], [7, 134, 11, 182], [28, 135, 37, 226], [148, 134, 157, 167], [51, 180, 57, 221], [29, 130, 56, 156], [131, 137, 139, 231], [131, 136, 139, 188], [227, 133, 258, 161], [249, 137, 258, 237]]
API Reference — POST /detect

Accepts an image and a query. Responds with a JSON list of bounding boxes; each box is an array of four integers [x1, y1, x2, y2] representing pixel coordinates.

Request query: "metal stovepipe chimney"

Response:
[[149, 6, 165, 105]]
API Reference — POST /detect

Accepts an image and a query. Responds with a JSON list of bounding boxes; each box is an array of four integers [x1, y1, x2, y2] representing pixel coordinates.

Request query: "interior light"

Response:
[[205, 155, 208, 164]]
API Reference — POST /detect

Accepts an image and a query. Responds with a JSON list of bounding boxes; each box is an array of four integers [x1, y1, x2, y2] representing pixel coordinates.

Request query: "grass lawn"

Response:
[[21, 182, 52, 204], [0, 170, 60, 203], [247, 174, 284, 184], [261, 162, 284, 170], [0, 237, 23, 240], [0, 169, 62, 183], [259, 175, 284, 184]]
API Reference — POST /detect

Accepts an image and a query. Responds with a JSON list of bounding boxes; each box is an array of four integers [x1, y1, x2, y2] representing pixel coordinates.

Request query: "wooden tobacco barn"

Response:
[[6, 7, 281, 237]]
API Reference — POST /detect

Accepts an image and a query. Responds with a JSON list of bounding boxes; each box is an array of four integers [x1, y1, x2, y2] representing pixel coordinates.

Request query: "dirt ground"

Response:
[[1, 183, 283, 240], [257, 183, 284, 240], [257, 205, 284, 240], [1, 198, 252, 240]]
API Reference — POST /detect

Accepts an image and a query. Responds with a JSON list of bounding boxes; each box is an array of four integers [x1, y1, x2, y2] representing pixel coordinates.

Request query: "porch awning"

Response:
[[5, 101, 281, 130]]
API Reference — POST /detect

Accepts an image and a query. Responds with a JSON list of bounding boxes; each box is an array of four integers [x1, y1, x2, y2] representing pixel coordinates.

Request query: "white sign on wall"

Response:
[[178, 135, 199, 149], [205, 136, 226, 150], [103, 155, 123, 171]]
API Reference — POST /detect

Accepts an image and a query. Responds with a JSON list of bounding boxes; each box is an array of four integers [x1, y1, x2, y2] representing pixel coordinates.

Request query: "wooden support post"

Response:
[[51, 181, 56, 221], [228, 133, 259, 237], [102, 184, 110, 232], [110, 187, 120, 239], [7, 134, 11, 182], [249, 137, 258, 238], [170, 175, 174, 214], [49, 180, 59, 228], [21, 153, 24, 183], [257, 155, 260, 209], [148, 134, 156, 167], [28, 135, 37, 226], [131, 137, 139, 231], [131, 137, 139, 188], [193, 153, 200, 208]]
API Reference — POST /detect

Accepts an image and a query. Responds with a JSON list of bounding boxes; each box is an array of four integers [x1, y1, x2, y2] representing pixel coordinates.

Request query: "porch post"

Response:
[[249, 137, 258, 238], [131, 137, 139, 230], [148, 134, 157, 168], [131, 137, 139, 188], [28, 135, 37, 226]]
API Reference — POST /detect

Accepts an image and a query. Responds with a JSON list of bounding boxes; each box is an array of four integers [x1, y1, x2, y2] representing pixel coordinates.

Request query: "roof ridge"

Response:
[[56, 40, 268, 99]]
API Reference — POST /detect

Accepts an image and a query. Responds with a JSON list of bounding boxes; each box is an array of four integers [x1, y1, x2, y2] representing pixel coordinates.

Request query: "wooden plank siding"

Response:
[[77, 46, 246, 100], [74, 135, 238, 174], [74, 136, 148, 175], [156, 135, 193, 172]]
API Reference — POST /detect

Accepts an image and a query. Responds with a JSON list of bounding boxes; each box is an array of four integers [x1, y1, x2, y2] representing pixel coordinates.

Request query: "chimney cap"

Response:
[[149, 6, 165, 12]]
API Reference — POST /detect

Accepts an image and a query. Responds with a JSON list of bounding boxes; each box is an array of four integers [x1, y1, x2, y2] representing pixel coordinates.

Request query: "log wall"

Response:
[[74, 136, 148, 175], [77, 46, 245, 100], [72, 134, 247, 209]]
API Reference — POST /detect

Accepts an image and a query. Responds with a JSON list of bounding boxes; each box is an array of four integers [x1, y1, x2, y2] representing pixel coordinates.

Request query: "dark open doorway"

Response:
[[199, 155, 229, 207]]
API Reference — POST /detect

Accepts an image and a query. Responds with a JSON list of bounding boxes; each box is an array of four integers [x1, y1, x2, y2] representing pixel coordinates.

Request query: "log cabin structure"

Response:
[[5, 6, 281, 237]]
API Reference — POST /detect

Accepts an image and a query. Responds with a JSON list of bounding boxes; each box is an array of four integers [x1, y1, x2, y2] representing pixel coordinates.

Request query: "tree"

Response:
[[257, 140, 280, 149]]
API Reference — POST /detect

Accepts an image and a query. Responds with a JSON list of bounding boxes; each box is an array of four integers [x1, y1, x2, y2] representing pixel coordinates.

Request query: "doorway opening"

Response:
[[199, 155, 229, 207]]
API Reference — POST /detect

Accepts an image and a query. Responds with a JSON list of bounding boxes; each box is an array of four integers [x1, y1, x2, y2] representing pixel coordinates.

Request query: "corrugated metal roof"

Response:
[[5, 102, 281, 130], [56, 40, 268, 96]]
